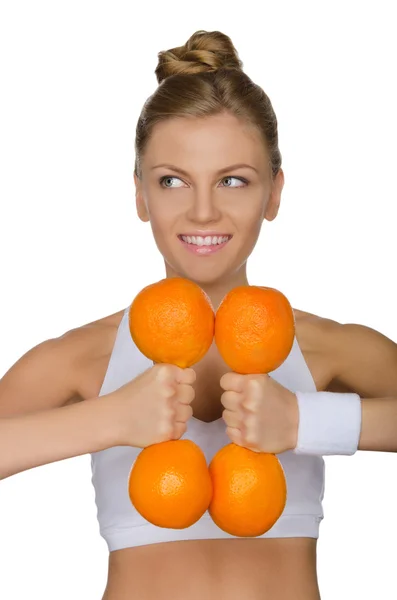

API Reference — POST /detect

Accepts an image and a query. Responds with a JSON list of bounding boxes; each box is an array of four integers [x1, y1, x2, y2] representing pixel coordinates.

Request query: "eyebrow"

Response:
[[150, 163, 259, 176]]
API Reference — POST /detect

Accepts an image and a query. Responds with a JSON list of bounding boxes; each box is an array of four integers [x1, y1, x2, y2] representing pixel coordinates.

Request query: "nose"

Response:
[[185, 187, 222, 225]]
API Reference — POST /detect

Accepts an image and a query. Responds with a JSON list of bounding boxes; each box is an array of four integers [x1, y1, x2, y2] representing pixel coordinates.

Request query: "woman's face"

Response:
[[135, 112, 284, 286]]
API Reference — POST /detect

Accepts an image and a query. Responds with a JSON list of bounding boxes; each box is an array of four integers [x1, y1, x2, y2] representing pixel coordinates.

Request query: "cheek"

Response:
[[146, 202, 178, 245], [231, 202, 265, 236], [226, 189, 266, 221], [243, 219, 264, 251]]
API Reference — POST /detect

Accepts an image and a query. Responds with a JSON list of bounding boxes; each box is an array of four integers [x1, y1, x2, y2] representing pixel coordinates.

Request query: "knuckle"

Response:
[[243, 394, 260, 412], [159, 421, 174, 439], [222, 408, 231, 424], [219, 373, 229, 389], [153, 363, 166, 376], [154, 363, 173, 382], [162, 403, 175, 421], [221, 391, 238, 409], [178, 403, 193, 422], [220, 391, 230, 406], [227, 427, 242, 445], [184, 368, 196, 383], [184, 385, 195, 403], [243, 420, 258, 446], [244, 430, 257, 445], [223, 408, 239, 428], [245, 412, 257, 429], [173, 423, 186, 440], [248, 377, 262, 392], [160, 383, 176, 399]]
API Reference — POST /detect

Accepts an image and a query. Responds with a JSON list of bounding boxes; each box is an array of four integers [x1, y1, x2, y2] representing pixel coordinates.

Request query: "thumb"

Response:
[[176, 367, 196, 386], [154, 364, 196, 386]]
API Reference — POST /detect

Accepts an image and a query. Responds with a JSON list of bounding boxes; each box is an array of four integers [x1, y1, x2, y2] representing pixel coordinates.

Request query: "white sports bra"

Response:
[[91, 306, 325, 552]]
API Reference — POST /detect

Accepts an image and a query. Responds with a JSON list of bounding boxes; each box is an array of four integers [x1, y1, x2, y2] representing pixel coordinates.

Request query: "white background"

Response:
[[0, 1, 396, 598]]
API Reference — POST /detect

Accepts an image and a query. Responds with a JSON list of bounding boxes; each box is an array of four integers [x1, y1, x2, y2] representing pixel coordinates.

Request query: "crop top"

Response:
[[91, 305, 325, 551]]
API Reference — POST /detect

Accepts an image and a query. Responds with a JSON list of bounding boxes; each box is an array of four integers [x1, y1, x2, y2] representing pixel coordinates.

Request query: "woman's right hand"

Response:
[[103, 363, 196, 448]]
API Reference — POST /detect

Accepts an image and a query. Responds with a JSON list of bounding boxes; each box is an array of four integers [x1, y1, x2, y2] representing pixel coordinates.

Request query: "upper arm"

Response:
[[0, 332, 84, 419], [325, 322, 397, 398]]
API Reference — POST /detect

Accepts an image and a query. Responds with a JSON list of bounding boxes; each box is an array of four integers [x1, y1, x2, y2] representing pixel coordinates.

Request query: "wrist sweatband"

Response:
[[293, 391, 362, 456]]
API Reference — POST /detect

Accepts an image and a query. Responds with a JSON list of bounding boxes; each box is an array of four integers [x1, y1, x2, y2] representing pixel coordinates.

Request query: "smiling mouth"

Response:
[[178, 234, 232, 247], [177, 233, 232, 256]]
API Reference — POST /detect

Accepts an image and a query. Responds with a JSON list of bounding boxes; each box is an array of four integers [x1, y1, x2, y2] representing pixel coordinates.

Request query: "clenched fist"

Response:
[[103, 363, 196, 448], [220, 372, 299, 454]]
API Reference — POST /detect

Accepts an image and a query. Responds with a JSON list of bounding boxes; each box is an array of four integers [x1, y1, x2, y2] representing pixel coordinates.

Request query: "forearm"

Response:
[[0, 396, 116, 479], [293, 391, 397, 456], [359, 397, 397, 452]]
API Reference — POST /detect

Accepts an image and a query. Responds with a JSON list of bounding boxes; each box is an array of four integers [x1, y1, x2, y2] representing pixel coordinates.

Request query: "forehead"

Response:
[[142, 113, 268, 169]]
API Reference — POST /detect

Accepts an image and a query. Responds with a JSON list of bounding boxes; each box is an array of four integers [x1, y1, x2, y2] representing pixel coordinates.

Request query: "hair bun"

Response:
[[155, 30, 243, 84]]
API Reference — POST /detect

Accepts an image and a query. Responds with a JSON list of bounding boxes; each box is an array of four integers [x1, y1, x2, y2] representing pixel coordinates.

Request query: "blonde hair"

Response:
[[134, 30, 282, 179]]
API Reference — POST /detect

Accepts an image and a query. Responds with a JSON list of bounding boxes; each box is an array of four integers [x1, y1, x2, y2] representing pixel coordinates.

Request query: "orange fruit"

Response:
[[129, 277, 215, 368], [128, 440, 212, 529], [214, 285, 295, 374], [208, 443, 286, 537]]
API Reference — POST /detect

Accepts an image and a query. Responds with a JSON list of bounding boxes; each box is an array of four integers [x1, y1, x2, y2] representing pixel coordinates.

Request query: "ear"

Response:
[[264, 168, 285, 222], [134, 172, 150, 222]]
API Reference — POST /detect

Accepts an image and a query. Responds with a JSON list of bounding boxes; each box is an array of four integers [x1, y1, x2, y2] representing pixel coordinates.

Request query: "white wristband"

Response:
[[293, 391, 362, 456]]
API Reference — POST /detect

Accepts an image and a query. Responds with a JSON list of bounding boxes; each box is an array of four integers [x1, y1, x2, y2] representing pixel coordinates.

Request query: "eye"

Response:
[[220, 176, 248, 188], [159, 176, 185, 188]]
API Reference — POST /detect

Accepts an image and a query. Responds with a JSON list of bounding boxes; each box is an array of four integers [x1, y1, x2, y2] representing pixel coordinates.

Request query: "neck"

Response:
[[201, 272, 249, 310], [165, 264, 249, 311]]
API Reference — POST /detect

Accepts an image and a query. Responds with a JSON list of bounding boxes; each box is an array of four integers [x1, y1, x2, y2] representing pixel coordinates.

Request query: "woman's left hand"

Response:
[[220, 372, 299, 454]]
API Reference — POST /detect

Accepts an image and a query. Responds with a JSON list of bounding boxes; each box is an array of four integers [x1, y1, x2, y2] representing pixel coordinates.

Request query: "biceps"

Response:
[[336, 325, 397, 398], [0, 339, 79, 418]]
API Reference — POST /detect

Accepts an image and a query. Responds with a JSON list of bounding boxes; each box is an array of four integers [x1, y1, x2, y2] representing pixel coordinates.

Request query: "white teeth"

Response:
[[181, 235, 230, 246]]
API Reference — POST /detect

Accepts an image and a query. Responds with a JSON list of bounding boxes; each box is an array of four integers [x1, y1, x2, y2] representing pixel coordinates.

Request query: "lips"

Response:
[[177, 233, 232, 256], [179, 234, 232, 247]]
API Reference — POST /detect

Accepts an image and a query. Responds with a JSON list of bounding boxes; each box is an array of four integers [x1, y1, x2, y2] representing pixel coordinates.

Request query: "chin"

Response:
[[166, 259, 232, 287], [188, 271, 227, 287]]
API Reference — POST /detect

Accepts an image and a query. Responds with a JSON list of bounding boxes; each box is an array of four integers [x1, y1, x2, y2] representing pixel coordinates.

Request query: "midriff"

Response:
[[102, 537, 320, 600]]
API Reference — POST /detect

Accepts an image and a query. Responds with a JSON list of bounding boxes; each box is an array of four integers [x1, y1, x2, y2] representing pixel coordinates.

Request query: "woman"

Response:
[[1, 29, 396, 600]]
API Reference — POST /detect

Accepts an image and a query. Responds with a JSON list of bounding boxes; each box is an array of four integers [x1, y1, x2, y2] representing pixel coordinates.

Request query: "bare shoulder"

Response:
[[293, 308, 397, 395], [69, 308, 126, 401], [66, 308, 125, 355], [292, 308, 342, 391], [0, 307, 125, 418], [293, 307, 341, 351]]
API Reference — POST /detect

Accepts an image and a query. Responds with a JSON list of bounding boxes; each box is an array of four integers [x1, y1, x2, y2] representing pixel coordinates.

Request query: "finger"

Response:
[[158, 417, 174, 440], [161, 383, 177, 399], [226, 426, 244, 446], [175, 403, 193, 423], [172, 421, 187, 440], [242, 378, 263, 412], [154, 364, 179, 384], [220, 390, 241, 411], [220, 372, 246, 392], [243, 413, 259, 446], [222, 408, 243, 429], [176, 367, 197, 385], [162, 399, 176, 419], [176, 383, 195, 405]]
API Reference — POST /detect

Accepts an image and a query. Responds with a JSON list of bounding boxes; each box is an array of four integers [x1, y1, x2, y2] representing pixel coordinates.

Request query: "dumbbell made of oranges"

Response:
[[128, 277, 295, 538]]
